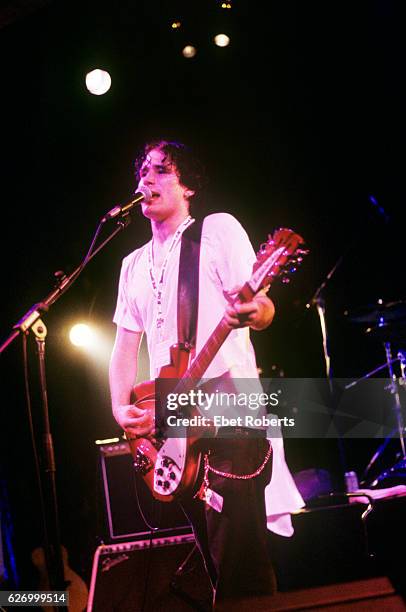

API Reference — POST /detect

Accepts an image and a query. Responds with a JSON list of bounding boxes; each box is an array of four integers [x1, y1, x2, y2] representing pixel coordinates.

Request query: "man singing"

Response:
[[110, 139, 303, 608]]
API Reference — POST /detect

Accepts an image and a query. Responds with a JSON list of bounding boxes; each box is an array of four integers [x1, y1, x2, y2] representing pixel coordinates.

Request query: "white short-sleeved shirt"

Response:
[[113, 212, 304, 535], [113, 213, 259, 380]]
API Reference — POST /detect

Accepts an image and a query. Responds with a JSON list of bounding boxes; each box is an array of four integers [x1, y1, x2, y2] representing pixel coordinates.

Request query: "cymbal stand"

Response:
[[307, 255, 348, 475], [384, 342, 405, 458], [398, 350, 406, 383], [352, 345, 406, 485]]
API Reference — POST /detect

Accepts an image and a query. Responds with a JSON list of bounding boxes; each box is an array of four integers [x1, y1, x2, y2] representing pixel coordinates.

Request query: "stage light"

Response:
[[182, 45, 197, 58], [69, 323, 95, 347], [171, 21, 181, 29], [85, 69, 112, 95], [68, 321, 114, 367], [214, 34, 230, 47]]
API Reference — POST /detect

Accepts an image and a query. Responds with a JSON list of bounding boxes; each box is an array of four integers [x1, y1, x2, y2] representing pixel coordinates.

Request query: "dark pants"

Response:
[[180, 436, 277, 608]]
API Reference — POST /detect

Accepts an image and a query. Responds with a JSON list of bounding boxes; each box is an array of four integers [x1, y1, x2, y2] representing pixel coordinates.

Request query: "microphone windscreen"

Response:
[[136, 185, 152, 202]]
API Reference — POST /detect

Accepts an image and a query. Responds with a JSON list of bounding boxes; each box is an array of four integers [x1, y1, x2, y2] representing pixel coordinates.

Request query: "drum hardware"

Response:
[[369, 348, 406, 487], [306, 254, 349, 479], [346, 300, 406, 326], [346, 299, 406, 343], [345, 300, 406, 487], [398, 350, 406, 381]]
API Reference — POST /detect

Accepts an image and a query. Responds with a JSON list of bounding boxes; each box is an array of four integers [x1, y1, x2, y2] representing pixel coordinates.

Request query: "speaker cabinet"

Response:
[[269, 495, 406, 592], [98, 441, 191, 541], [87, 533, 212, 612]]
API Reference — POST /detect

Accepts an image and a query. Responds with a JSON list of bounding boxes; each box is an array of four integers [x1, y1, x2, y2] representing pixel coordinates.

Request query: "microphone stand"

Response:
[[0, 213, 132, 609], [306, 254, 348, 477]]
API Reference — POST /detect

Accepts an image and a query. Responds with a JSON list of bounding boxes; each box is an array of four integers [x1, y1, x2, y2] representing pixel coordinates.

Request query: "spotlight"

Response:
[[85, 69, 112, 95], [69, 323, 95, 347], [182, 45, 197, 58], [214, 34, 230, 48]]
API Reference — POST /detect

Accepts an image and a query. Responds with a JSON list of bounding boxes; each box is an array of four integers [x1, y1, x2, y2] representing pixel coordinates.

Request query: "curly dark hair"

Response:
[[134, 139, 207, 210]]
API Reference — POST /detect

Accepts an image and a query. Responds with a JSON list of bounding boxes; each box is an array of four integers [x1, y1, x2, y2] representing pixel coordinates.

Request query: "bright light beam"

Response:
[[69, 323, 95, 347]]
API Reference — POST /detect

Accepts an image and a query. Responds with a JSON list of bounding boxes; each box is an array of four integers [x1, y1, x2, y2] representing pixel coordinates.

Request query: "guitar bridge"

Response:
[[133, 449, 153, 475]]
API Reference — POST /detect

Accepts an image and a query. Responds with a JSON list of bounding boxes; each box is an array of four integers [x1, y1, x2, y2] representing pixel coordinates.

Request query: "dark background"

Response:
[[1, 0, 405, 591]]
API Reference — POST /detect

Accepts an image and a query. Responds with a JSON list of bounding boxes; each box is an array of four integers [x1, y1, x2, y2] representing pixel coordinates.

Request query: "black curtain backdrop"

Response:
[[1, 0, 404, 590]]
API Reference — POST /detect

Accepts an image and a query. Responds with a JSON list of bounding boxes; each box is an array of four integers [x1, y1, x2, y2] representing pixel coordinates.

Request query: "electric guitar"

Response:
[[127, 228, 307, 502]]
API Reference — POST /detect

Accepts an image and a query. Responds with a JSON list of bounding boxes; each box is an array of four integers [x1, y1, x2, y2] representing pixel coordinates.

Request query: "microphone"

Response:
[[102, 185, 152, 221]]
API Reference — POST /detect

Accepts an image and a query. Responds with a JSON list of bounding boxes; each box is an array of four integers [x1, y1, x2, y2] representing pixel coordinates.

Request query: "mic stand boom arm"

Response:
[[1, 215, 130, 354]]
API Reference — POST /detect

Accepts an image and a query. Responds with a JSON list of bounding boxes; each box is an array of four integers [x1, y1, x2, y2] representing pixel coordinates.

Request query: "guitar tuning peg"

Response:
[[296, 257, 303, 263], [297, 248, 309, 256]]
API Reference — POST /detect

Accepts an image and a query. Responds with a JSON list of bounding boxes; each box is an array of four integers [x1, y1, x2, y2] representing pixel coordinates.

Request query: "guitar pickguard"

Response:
[[153, 438, 187, 496]]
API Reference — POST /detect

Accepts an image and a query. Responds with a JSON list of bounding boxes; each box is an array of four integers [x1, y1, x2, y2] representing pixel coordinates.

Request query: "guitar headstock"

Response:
[[248, 228, 308, 294]]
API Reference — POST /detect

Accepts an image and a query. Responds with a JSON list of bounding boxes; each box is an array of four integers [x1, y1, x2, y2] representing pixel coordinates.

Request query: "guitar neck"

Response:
[[176, 227, 307, 386], [182, 281, 256, 384], [165, 228, 306, 418], [184, 317, 231, 382]]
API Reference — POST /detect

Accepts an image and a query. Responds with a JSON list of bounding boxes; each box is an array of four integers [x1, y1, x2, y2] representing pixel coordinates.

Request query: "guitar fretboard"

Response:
[[186, 317, 231, 381], [171, 317, 231, 400]]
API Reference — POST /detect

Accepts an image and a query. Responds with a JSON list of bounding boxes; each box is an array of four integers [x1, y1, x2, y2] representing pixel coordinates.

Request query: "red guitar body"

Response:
[[125, 228, 307, 502], [127, 344, 207, 502]]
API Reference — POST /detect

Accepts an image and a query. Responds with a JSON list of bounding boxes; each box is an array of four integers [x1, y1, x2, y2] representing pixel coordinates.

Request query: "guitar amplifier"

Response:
[[87, 533, 212, 612], [97, 440, 191, 541]]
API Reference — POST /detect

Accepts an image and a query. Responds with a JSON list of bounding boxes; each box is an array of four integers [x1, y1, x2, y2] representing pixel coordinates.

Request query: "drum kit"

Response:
[[344, 299, 406, 488]]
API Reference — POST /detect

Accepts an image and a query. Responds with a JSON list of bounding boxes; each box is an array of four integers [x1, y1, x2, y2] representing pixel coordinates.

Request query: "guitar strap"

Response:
[[177, 217, 204, 348]]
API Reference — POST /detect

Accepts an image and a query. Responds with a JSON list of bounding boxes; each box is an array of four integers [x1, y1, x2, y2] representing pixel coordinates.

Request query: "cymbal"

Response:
[[365, 323, 406, 343], [346, 300, 406, 325]]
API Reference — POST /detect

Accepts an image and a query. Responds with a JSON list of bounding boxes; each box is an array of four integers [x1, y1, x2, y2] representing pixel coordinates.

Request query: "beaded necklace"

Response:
[[148, 215, 194, 336]]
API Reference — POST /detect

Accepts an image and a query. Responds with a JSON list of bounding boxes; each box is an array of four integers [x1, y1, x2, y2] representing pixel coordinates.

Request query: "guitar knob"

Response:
[[156, 468, 164, 476], [169, 472, 176, 480], [157, 480, 163, 487], [163, 481, 170, 489], [162, 458, 170, 468]]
